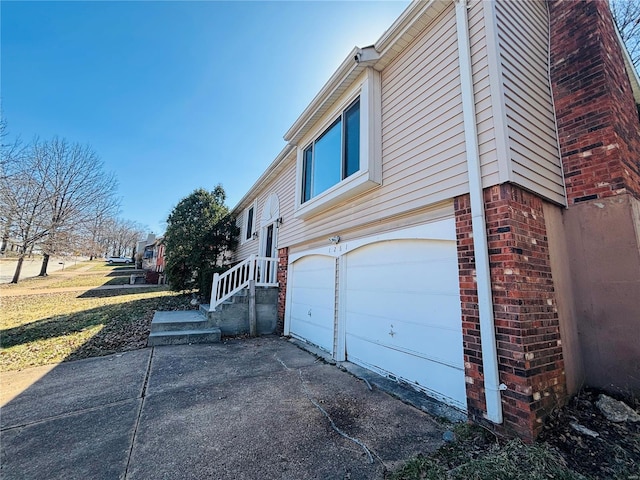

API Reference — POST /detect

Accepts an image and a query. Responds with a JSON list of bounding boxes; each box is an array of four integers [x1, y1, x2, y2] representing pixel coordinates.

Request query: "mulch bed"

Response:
[[539, 388, 640, 479]]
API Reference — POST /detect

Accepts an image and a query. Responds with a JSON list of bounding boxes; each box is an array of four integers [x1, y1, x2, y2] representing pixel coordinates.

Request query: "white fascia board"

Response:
[[375, 0, 449, 62], [375, 0, 438, 52], [283, 1, 448, 146], [284, 47, 362, 144], [230, 144, 295, 216]]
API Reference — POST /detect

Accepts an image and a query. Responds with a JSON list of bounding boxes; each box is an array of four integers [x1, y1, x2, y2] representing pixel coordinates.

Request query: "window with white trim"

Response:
[[302, 98, 360, 203], [295, 68, 382, 219], [242, 202, 257, 243]]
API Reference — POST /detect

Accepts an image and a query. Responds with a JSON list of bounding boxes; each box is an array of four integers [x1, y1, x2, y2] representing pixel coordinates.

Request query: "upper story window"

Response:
[[294, 68, 382, 219], [242, 202, 257, 243], [302, 98, 360, 203]]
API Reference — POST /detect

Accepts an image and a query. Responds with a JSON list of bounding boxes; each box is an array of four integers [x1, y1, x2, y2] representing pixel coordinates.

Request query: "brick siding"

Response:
[[548, 0, 640, 203], [456, 185, 566, 441], [277, 247, 289, 334]]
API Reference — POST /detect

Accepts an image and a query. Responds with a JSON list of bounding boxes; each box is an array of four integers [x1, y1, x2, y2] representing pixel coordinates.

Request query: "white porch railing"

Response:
[[210, 255, 279, 310]]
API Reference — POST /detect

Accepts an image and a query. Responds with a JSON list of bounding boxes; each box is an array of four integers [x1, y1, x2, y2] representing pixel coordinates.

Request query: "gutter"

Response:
[[231, 144, 295, 215], [284, 47, 363, 143], [454, 0, 503, 424]]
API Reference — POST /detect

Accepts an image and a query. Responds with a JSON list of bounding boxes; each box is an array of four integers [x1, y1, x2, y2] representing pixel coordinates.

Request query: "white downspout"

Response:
[[454, 0, 503, 424]]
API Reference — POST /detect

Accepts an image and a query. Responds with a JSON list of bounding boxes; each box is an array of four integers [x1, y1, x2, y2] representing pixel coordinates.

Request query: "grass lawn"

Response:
[[1, 263, 193, 371]]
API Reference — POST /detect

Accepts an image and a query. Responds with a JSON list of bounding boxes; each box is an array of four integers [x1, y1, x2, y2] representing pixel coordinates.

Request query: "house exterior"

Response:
[[222, 0, 640, 440], [137, 233, 165, 273]]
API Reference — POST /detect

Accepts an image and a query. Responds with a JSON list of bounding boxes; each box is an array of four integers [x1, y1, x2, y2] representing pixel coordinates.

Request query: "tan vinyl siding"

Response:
[[234, 210, 259, 261], [237, 1, 512, 254], [278, 4, 470, 249], [234, 151, 298, 262], [495, 0, 565, 204], [469, 0, 500, 185]]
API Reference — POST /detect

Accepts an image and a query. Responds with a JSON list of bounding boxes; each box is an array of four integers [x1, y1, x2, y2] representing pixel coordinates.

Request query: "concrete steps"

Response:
[[148, 286, 279, 346], [200, 287, 278, 336], [147, 310, 221, 346]]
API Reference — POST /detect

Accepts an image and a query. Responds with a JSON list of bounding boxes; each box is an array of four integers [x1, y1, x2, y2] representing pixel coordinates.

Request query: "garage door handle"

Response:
[[308, 309, 312, 317]]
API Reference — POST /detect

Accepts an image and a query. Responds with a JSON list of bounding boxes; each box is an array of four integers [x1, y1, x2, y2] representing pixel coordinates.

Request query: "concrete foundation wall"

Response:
[[543, 202, 584, 395], [562, 194, 640, 394], [208, 287, 279, 336]]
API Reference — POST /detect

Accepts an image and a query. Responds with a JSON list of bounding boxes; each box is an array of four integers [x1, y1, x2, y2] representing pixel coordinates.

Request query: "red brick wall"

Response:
[[456, 185, 566, 441], [277, 247, 289, 334], [548, 0, 640, 203]]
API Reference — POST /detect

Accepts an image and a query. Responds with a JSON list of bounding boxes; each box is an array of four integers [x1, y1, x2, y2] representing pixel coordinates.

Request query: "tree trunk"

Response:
[[39, 253, 50, 276], [11, 255, 25, 283]]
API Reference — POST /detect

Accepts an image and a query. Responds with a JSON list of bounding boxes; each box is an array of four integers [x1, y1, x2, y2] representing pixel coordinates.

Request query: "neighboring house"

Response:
[[217, 0, 639, 441], [139, 234, 165, 273]]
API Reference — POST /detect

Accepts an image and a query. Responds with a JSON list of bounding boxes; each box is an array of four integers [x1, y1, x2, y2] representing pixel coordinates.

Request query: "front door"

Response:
[[264, 224, 275, 258], [260, 223, 277, 283]]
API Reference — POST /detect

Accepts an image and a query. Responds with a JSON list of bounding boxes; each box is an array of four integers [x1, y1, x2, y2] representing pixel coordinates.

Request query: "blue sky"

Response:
[[2, 0, 409, 235]]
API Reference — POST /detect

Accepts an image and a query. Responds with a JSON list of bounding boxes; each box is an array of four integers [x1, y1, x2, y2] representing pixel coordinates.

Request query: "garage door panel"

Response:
[[345, 290, 461, 330], [289, 255, 335, 354], [347, 240, 454, 264], [288, 312, 334, 353], [348, 261, 459, 291], [345, 238, 466, 409], [288, 284, 335, 307], [347, 336, 467, 410], [345, 311, 464, 367]]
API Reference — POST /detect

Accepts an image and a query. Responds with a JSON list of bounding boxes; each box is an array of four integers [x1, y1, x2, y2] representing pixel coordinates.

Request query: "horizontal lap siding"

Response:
[[269, 157, 297, 250], [496, 0, 565, 204], [234, 153, 298, 262], [272, 5, 469, 251], [469, 0, 499, 185], [242, 3, 501, 253], [234, 214, 257, 261], [380, 3, 468, 217]]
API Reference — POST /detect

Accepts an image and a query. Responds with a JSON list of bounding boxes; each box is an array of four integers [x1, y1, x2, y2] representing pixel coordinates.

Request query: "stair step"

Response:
[[147, 328, 221, 346], [151, 318, 209, 332], [150, 310, 207, 332]]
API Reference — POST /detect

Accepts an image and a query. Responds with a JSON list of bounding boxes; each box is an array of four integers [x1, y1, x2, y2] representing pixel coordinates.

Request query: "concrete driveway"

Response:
[[0, 337, 448, 479]]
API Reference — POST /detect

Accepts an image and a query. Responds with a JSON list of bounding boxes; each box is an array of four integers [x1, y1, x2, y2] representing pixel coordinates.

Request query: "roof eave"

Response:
[[231, 144, 296, 215], [283, 0, 449, 146], [283, 47, 364, 145]]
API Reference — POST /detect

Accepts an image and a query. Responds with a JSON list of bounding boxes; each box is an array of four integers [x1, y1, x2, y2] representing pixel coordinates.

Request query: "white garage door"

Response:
[[344, 239, 466, 410], [288, 255, 335, 354]]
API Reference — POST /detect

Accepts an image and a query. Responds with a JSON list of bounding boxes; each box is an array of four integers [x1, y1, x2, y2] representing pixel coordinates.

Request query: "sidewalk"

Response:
[[0, 283, 162, 297]]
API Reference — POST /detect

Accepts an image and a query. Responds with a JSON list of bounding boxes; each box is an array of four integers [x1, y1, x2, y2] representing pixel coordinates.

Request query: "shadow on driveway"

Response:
[[0, 337, 447, 479]]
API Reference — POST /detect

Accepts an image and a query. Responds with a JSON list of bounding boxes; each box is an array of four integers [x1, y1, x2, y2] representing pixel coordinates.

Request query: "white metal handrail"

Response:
[[210, 255, 278, 310]]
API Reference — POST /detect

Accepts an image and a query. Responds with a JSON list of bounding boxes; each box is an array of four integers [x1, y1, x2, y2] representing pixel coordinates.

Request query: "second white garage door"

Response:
[[344, 239, 466, 410]]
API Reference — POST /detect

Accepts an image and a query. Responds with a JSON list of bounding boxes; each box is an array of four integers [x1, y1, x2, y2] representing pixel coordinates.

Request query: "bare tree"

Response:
[[0, 142, 52, 282], [32, 137, 119, 276], [0, 119, 24, 254], [81, 194, 121, 260], [98, 217, 146, 259], [610, 0, 640, 72], [1, 136, 119, 282]]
